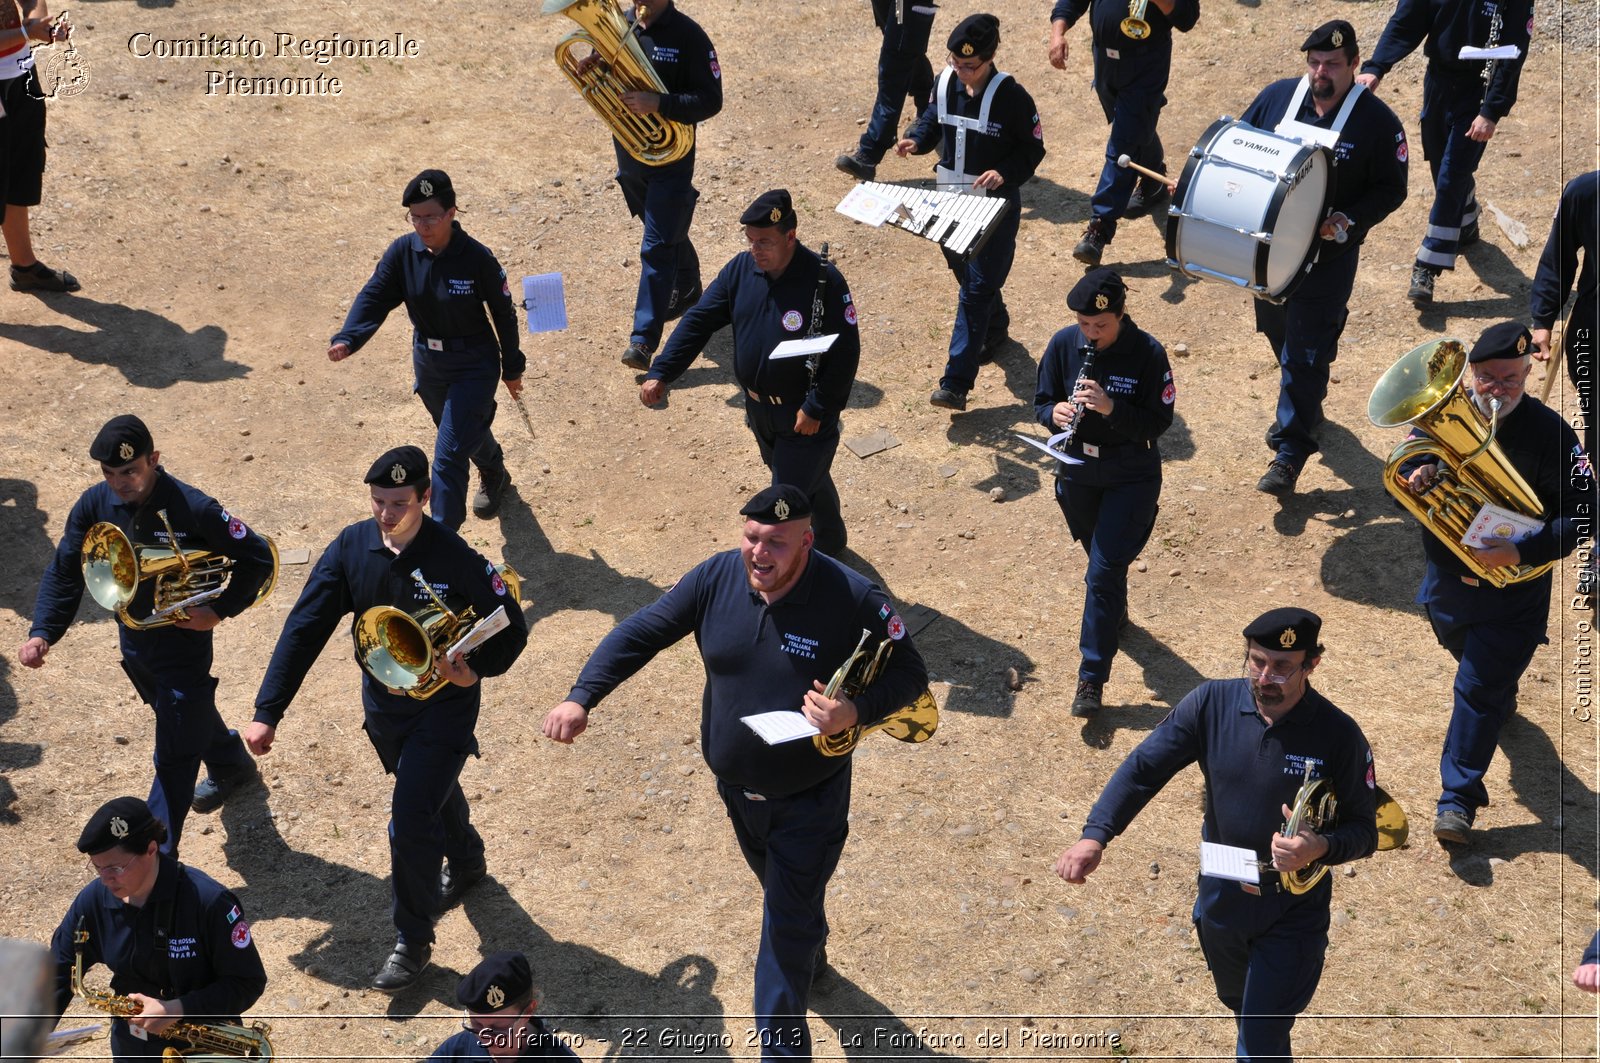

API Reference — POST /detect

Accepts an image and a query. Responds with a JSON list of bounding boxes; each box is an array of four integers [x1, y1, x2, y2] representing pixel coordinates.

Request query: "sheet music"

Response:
[[1458, 44, 1520, 61], [770, 334, 839, 360], [742, 710, 820, 745], [1200, 841, 1261, 883], [1014, 431, 1084, 465], [1460, 501, 1544, 547], [836, 184, 900, 226], [521, 273, 568, 334], [445, 605, 510, 660]]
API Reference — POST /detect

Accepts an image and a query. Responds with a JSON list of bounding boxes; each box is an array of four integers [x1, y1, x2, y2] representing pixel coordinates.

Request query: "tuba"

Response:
[[72, 918, 273, 1061], [355, 564, 521, 700], [544, 0, 695, 166], [82, 511, 278, 631], [1368, 338, 1554, 587], [1120, 0, 1152, 40], [812, 628, 940, 757]]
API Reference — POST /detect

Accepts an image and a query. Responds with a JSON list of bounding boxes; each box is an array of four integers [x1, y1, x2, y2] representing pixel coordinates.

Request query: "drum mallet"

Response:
[[1116, 154, 1176, 190]]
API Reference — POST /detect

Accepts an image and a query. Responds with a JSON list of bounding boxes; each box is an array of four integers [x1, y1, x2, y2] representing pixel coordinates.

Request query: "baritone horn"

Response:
[[355, 564, 521, 700], [1368, 337, 1553, 587], [81, 511, 278, 631], [1120, 0, 1152, 40], [544, 0, 694, 165], [813, 628, 940, 757]]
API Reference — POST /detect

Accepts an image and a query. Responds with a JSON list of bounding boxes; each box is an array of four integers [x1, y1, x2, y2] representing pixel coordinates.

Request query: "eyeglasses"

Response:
[[950, 58, 987, 73], [461, 1010, 525, 1041], [1472, 370, 1527, 391], [1242, 655, 1307, 686], [406, 211, 450, 228], [85, 853, 141, 879]]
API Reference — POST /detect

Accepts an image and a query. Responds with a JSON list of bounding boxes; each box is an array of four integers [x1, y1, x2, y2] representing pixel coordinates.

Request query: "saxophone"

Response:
[[72, 919, 274, 1061]]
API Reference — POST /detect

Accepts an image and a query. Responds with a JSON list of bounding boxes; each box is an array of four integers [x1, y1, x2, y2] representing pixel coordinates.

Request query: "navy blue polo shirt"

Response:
[[51, 856, 267, 1030], [1034, 316, 1174, 485], [332, 222, 525, 381], [565, 549, 929, 798], [648, 244, 861, 421], [1050, 0, 1200, 56], [29, 470, 276, 658], [1362, 0, 1533, 121], [616, 1, 722, 176], [1082, 678, 1378, 868], [427, 1022, 580, 1062], [252, 516, 528, 732], [904, 69, 1046, 197], [1240, 79, 1408, 257]]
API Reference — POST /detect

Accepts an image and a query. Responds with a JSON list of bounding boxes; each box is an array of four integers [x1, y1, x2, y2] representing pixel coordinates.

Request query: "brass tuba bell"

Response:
[[812, 628, 940, 757], [544, 0, 695, 166], [1368, 337, 1553, 587], [81, 511, 278, 631], [355, 564, 521, 700]]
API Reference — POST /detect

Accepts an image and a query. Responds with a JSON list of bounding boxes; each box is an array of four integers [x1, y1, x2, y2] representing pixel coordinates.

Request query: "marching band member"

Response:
[[20, 415, 274, 855], [639, 190, 861, 555], [1034, 268, 1174, 717], [427, 952, 578, 1061], [834, 0, 938, 182], [1056, 608, 1378, 1063], [1239, 20, 1407, 497], [897, 12, 1045, 413], [2, 0, 78, 293], [246, 446, 528, 992], [328, 170, 522, 528], [543, 485, 929, 1061]]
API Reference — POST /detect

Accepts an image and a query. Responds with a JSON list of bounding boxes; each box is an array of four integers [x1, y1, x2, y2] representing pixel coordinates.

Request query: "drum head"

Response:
[[1264, 149, 1330, 296]]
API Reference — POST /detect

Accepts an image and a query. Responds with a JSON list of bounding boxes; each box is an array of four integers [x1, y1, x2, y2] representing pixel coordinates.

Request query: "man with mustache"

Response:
[[1239, 20, 1408, 497], [1055, 607, 1379, 1062]]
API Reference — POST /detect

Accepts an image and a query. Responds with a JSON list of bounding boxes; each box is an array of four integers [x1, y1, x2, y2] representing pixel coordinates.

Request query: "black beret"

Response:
[[77, 796, 159, 854], [402, 169, 455, 209], [89, 415, 154, 465], [1301, 19, 1356, 53], [1242, 607, 1322, 653], [1067, 268, 1127, 315], [948, 13, 1000, 58], [364, 445, 430, 489], [1468, 321, 1533, 363], [457, 951, 532, 1013], [740, 484, 812, 524], [739, 189, 795, 229]]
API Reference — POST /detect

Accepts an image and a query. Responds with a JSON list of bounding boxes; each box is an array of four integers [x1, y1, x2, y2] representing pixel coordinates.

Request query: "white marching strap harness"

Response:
[[1274, 75, 1365, 149], [933, 65, 1011, 194]]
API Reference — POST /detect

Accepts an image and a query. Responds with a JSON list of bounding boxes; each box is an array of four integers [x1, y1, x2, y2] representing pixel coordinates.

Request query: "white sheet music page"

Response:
[[1458, 44, 1520, 61], [835, 184, 900, 226], [1014, 431, 1085, 465], [1200, 841, 1261, 883], [770, 334, 838, 360], [446, 605, 509, 660], [521, 273, 568, 334], [742, 711, 820, 745]]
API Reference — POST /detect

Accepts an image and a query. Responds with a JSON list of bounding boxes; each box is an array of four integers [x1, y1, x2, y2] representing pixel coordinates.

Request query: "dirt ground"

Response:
[[1, 0, 1598, 1059]]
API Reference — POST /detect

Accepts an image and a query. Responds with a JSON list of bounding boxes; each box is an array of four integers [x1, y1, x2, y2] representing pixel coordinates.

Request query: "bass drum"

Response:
[[1165, 117, 1332, 303]]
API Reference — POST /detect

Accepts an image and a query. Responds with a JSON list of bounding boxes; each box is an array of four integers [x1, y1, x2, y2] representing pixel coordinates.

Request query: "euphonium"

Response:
[[1120, 0, 1152, 40], [72, 919, 273, 1061], [82, 511, 279, 631], [812, 629, 940, 757], [544, 0, 695, 165], [1368, 337, 1553, 587], [355, 564, 521, 699]]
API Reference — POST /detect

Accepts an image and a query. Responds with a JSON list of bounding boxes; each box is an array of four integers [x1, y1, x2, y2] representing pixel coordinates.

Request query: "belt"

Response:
[[417, 333, 492, 353], [745, 388, 791, 406], [1075, 439, 1154, 459]]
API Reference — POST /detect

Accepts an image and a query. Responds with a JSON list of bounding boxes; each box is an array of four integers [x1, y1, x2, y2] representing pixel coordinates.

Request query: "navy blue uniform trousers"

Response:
[[940, 197, 1019, 393], [1254, 248, 1358, 469], [617, 148, 701, 353], [718, 767, 851, 1060], [1417, 70, 1489, 271], [1193, 875, 1330, 1063], [1055, 475, 1160, 683], [121, 630, 253, 857], [856, 6, 936, 163], [412, 338, 505, 531], [745, 400, 846, 555], [1089, 53, 1167, 238]]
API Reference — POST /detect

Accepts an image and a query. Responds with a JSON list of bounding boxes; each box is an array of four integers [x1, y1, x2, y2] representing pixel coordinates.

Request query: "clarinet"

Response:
[[1057, 342, 1099, 448], [1481, 3, 1503, 90], [804, 241, 831, 389]]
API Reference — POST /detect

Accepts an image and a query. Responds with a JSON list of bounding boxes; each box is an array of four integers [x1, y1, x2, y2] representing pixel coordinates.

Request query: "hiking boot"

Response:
[[1072, 221, 1109, 266], [9, 260, 80, 293], [1070, 679, 1103, 718], [834, 150, 877, 181], [471, 466, 510, 520], [1432, 809, 1471, 845], [1408, 265, 1438, 305], [1125, 178, 1170, 220], [191, 760, 260, 814], [1256, 459, 1299, 496], [621, 342, 652, 371], [929, 387, 968, 412]]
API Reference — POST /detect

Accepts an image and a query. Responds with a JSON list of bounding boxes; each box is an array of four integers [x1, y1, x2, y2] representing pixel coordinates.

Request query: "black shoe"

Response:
[[929, 387, 968, 412], [9, 260, 80, 292], [621, 342, 652, 371], [191, 761, 260, 814], [1072, 221, 1109, 266], [663, 281, 703, 323], [1070, 679, 1103, 718], [1407, 265, 1438, 305], [439, 859, 487, 910], [1256, 459, 1299, 496], [1125, 178, 1170, 220], [978, 327, 1008, 365], [1432, 809, 1471, 845], [834, 151, 877, 181], [371, 941, 431, 993], [1458, 220, 1480, 248], [471, 466, 510, 520]]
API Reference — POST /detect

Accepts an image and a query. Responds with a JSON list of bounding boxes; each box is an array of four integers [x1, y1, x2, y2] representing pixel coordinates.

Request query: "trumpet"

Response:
[[1120, 0, 1151, 40], [355, 564, 521, 699], [82, 511, 278, 631], [812, 629, 940, 757]]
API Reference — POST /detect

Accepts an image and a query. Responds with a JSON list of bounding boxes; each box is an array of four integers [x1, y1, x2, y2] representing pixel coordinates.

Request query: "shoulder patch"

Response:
[[231, 922, 252, 949], [709, 49, 721, 79], [1162, 369, 1176, 405], [886, 614, 906, 641], [228, 517, 248, 540], [844, 304, 858, 326], [226, 904, 241, 925]]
